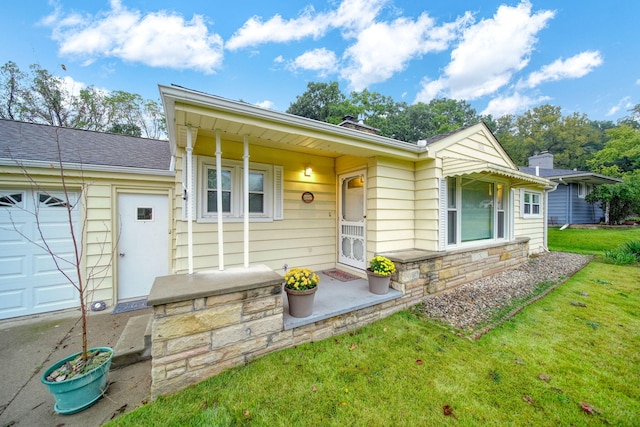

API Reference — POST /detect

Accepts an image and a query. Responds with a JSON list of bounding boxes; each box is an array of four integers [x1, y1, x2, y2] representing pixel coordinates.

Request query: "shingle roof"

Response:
[[0, 119, 171, 171]]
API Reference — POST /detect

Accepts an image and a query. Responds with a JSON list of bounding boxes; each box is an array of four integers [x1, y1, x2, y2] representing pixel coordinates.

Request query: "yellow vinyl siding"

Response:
[[415, 159, 439, 250], [367, 158, 415, 255], [513, 190, 545, 253], [431, 127, 513, 169], [173, 139, 336, 275], [0, 164, 173, 307]]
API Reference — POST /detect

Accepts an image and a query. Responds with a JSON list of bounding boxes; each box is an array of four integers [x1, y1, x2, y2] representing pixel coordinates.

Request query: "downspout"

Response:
[[243, 135, 250, 268], [186, 127, 194, 274], [216, 129, 224, 270], [543, 182, 559, 251]]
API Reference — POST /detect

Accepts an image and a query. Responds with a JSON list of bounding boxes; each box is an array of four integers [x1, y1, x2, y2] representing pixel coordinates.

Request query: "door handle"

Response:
[[119, 253, 125, 257]]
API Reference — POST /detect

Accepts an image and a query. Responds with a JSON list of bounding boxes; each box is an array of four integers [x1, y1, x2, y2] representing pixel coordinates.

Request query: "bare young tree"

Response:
[[3, 126, 117, 364]]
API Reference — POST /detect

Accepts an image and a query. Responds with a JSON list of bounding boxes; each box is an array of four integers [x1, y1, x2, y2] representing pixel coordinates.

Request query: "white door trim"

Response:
[[116, 192, 170, 301], [338, 170, 367, 270]]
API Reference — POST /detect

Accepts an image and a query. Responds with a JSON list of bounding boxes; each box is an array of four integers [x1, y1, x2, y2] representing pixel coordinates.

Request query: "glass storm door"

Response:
[[338, 171, 366, 270]]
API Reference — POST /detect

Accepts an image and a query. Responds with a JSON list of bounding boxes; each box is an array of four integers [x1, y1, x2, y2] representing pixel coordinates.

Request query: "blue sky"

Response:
[[2, 0, 639, 121]]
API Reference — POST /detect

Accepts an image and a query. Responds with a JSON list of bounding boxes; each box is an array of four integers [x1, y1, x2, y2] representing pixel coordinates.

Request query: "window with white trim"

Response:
[[193, 156, 283, 222], [522, 190, 542, 218], [444, 177, 508, 246], [577, 183, 592, 199]]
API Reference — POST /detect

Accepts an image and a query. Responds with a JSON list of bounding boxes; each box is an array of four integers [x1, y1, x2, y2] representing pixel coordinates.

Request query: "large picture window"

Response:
[[445, 177, 508, 246]]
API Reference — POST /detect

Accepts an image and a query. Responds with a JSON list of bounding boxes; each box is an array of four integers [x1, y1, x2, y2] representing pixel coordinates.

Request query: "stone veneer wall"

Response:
[[150, 238, 529, 398]]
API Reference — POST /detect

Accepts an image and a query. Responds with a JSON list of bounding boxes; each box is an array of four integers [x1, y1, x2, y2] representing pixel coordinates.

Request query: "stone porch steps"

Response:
[[112, 313, 152, 368]]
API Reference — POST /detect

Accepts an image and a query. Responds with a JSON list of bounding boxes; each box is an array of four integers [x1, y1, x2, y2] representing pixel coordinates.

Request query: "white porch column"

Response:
[[243, 134, 249, 268], [215, 130, 224, 270], [186, 127, 194, 274]]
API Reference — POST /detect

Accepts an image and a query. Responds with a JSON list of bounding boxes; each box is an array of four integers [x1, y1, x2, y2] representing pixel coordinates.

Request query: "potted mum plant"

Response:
[[366, 255, 396, 294], [283, 267, 320, 317]]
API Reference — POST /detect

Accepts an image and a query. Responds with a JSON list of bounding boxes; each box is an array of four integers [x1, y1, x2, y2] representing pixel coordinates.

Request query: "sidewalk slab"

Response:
[[0, 308, 152, 426]]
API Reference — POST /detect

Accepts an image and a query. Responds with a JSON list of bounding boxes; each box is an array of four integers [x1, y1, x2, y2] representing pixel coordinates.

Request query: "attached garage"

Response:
[[0, 119, 174, 320], [0, 189, 81, 320]]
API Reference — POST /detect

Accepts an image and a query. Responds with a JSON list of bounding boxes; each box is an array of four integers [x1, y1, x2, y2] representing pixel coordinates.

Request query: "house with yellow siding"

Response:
[[0, 84, 552, 324], [161, 84, 552, 278], [143, 85, 556, 397]]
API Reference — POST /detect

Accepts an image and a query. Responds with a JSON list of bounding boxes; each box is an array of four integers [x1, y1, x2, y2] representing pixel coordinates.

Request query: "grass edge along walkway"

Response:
[[108, 260, 640, 427]]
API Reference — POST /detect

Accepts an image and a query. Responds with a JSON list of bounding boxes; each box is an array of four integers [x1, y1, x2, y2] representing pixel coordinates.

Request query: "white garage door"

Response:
[[0, 189, 81, 320]]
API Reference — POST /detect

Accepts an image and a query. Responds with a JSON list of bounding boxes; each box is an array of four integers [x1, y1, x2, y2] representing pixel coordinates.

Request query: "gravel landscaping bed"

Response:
[[416, 251, 592, 332]]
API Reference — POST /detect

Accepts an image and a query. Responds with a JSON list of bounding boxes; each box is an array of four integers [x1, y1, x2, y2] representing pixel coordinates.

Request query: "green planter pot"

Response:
[[284, 286, 317, 317], [366, 269, 391, 295], [41, 347, 114, 414]]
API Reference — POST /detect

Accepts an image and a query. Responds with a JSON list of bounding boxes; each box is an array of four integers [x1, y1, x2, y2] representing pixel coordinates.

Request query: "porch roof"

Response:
[[159, 84, 432, 161], [443, 157, 552, 188]]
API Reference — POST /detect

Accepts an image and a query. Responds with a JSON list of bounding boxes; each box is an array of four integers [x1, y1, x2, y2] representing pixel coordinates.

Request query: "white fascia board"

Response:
[[159, 84, 432, 158], [0, 159, 175, 176]]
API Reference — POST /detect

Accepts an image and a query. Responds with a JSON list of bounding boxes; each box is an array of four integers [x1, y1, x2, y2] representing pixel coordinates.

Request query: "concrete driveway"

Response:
[[0, 308, 152, 426]]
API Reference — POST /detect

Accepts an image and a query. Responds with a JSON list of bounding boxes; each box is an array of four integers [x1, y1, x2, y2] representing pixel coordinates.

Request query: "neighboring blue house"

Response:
[[520, 152, 621, 225]]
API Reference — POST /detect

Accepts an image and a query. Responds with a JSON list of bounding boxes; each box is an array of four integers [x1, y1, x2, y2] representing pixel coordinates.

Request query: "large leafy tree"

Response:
[[0, 61, 25, 120], [286, 82, 483, 143], [587, 125, 640, 175], [618, 103, 640, 129], [586, 171, 640, 224], [364, 97, 482, 142], [286, 81, 345, 122], [0, 61, 165, 139], [511, 104, 604, 169], [489, 114, 528, 164]]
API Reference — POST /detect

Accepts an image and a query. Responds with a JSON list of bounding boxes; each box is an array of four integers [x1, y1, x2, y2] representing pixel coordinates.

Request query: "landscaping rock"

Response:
[[418, 252, 591, 330]]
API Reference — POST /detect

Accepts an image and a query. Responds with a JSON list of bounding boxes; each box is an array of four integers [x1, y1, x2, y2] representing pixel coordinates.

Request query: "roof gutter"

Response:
[[159, 84, 432, 158], [0, 159, 175, 176]]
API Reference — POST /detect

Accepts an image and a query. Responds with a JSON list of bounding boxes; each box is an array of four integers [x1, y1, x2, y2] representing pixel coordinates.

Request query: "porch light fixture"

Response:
[[304, 164, 313, 176]]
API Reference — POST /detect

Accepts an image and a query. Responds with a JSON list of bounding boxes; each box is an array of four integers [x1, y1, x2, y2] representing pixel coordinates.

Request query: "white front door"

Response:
[[117, 193, 169, 301], [0, 189, 80, 320], [338, 171, 367, 270]]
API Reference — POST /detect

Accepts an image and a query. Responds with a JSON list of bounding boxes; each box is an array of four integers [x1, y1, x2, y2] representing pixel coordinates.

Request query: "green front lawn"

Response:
[[548, 226, 640, 256], [108, 228, 640, 426]]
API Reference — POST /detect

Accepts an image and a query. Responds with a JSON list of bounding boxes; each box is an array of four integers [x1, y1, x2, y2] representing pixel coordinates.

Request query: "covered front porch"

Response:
[[283, 271, 402, 329]]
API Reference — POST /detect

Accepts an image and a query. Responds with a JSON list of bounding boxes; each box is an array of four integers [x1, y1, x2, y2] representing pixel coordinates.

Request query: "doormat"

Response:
[[112, 299, 149, 314], [323, 269, 361, 282]]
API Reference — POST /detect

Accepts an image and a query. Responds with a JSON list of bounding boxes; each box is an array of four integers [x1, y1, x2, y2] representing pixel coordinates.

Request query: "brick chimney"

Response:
[[528, 151, 554, 169], [338, 114, 380, 135]]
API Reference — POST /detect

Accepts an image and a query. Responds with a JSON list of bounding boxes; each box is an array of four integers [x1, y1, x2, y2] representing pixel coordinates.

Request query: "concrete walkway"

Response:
[[0, 307, 152, 427]]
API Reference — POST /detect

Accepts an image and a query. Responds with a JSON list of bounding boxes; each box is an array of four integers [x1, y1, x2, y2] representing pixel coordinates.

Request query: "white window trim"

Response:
[[577, 183, 591, 199], [521, 189, 542, 218], [190, 155, 283, 223], [443, 176, 510, 249]]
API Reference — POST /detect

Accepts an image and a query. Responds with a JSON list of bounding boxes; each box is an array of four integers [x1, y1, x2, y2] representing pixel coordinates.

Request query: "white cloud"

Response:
[[520, 51, 603, 88], [255, 100, 277, 110], [227, 0, 468, 89], [415, 1, 555, 103], [60, 75, 86, 97], [43, 2, 224, 73], [288, 48, 338, 76], [605, 96, 632, 117], [226, 0, 386, 51], [635, 78, 640, 85], [481, 92, 551, 117], [341, 12, 472, 91]]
